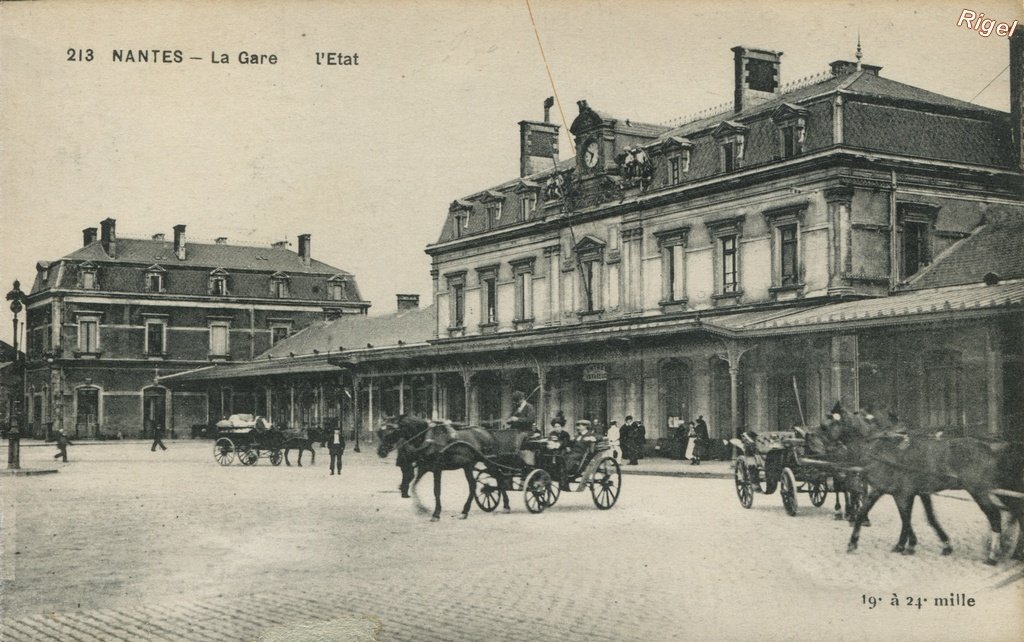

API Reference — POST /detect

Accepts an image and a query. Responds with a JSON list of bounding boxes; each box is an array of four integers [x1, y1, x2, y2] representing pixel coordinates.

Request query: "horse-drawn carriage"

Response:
[[730, 428, 861, 517], [472, 432, 622, 513], [213, 414, 284, 466]]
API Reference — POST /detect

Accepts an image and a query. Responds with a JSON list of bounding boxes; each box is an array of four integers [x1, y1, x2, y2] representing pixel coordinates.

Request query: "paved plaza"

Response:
[[1, 440, 1022, 641]]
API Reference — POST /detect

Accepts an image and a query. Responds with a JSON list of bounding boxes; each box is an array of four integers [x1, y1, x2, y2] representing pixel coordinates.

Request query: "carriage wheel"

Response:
[[214, 438, 235, 466], [472, 462, 502, 513], [734, 459, 754, 508], [268, 449, 283, 467], [523, 469, 552, 514], [590, 457, 621, 510], [239, 447, 259, 466], [545, 477, 561, 507], [780, 467, 798, 516], [809, 480, 828, 507]]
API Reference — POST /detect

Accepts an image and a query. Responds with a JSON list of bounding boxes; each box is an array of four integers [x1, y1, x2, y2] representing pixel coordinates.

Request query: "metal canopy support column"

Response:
[[431, 372, 439, 421], [367, 377, 375, 441], [399, 375, 405, 415], [353, 376, 361, 453], [289, 385, 295, 429], [537, 366, 547, 434], [461, 369, 473, 425], [717, 340, 754, 438]]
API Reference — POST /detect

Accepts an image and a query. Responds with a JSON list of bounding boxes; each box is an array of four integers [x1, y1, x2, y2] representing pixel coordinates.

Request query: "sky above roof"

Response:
[[0, 0, 1018, 343]]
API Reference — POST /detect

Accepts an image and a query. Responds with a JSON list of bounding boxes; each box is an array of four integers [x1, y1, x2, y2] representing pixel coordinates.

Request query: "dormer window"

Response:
[[512, 179, 540, 223], [328, 275, 347, 301], [270, 272, 290, 299], [478, 190, 505, 231], [659, 137, 693, 187], [449, 200, 474, 240], [771, 104, 808, 159], [144, 265, 166, 293], [208, 268, 229, 296], [79, 262, 98, 290], [712, 122, 747, 174]]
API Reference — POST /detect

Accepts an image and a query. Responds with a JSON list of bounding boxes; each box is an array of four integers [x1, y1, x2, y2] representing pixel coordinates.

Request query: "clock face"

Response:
[[583, 141, 599, 168]]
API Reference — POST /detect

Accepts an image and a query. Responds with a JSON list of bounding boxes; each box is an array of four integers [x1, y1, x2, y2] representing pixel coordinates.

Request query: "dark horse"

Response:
[[835, 408, 1024, 564], [282, 428, 325, 466], [378, 415, 508, 521]]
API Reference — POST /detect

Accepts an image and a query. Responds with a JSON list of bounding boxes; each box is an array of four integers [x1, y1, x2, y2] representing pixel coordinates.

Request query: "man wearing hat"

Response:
[[562, 419, 597, 485], [507, 390, 536, 432]]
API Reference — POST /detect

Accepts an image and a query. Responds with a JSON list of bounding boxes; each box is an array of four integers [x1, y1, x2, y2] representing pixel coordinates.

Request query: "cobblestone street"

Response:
[[2, 441, 1022, 641]]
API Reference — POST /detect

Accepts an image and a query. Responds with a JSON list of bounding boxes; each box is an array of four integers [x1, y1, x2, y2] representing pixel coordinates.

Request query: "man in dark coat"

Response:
[[53, 429, 72, 462], [322, 424, 345, 475], [691, 416, 709, 465], [622, 416, 639, 465], [150, 424, 167, 452], [507, 390, 536, 432]]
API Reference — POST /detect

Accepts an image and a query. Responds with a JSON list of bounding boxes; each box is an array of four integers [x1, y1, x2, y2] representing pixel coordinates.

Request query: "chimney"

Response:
[[298, 234, 311, 266], [99, 218, 117, 258], [732, 46, 783, 113], [396, 294, 420, 312], [1011, 28, 1024, 172], [271, 240, 289, 249], [173, 224, 187, 260], [519, 97, 560, 177], [152, 233, 165, 241], [215, 237, 228, 245], [82, 227, 98, 247]]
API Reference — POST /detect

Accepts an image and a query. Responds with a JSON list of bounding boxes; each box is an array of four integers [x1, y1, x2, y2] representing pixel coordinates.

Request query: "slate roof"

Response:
[[64, 238, 348, 275], [260, 305, 435, 359], [902, 217, 1024, 291]]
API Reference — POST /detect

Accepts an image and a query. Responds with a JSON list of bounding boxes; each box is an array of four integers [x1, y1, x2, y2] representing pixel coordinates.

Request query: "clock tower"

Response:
[[570, 100, 614, 177]]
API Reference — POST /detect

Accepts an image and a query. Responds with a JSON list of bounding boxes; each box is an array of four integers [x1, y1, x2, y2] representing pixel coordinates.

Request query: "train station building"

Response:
[[161, 40, 1024, 448]]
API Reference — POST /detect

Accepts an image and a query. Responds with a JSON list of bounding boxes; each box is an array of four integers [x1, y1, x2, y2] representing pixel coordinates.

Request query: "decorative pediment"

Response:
[[512, 179, 540, 194], [574, 235, 607, 252], [449, 199, 474, 212], [476, 190, 506, 203], [658, 136, 694, 152], [711, 120, 749, 139], [569, 99, 609, 136], [706, 215, 746, 237], [79, 261, 98, 270], [145, 264, 166, 273], [327, 274, 347, 283], [770, 103, 809, 123], [209, 267, 230, 277], [270, 271, 290, 280]]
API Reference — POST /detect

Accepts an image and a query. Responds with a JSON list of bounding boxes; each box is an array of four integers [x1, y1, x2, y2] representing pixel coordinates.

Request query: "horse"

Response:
[[281, 428, 325, 466], [835, 407, 1024, 564], [378, 415, 509, 521], [804, 425, 865, 523]]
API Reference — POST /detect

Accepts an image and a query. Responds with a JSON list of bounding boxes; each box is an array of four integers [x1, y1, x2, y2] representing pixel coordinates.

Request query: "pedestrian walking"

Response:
[[323, 424, 345, 475], [691, 415, 709, 465], [623, 415, 643, 465], [150, 424, 167, 452], [53, 429, 72, 462], [606, 420, 621, 461]]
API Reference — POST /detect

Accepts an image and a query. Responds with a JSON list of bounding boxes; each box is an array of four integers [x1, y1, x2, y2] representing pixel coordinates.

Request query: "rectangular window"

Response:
[[81, 271, 96, 289], [209, 322, 230, 356], [273, 280, 289, 298], [520, 195, 536, 221], [515, 271, 533, 321], [454, 214, 466, 239], [670, 157, 680, 184], [210, 277, 227, 296], [452, 284, 465, 327], [780, 225, 798, 285], [145, 320, 165, 356], [78, 318, 99, 353], [329, 282, 345, 301], [271, 326, 290, 345], [721, 235, 738, 293], [722, 143, 735, 173], [781, 126, 798, 158], [146, 272, 164, 292], [483, 277, 497, 324], [902, 221, 929, 278], [486, 205, 501, 230], [582, 261, 597, 312]]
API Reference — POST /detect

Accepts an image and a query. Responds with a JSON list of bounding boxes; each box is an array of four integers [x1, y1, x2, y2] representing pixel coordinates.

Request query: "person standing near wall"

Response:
[[606, 420, 621, 461], [324, 423, 345, 475], [692, 416, 709, 465]]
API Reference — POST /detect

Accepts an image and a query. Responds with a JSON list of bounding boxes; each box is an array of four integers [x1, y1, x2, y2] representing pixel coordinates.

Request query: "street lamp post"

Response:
[[5, 280, 26, 470]]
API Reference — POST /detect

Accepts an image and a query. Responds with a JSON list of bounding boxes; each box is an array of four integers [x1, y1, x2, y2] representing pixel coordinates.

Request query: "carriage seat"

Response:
[[490, 429, 530, 457]]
